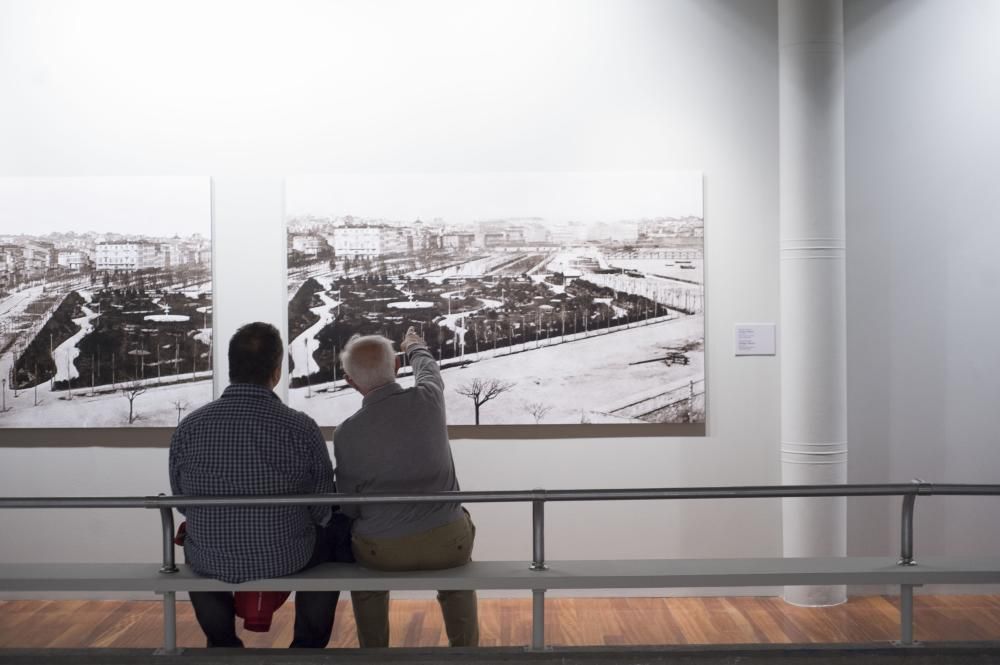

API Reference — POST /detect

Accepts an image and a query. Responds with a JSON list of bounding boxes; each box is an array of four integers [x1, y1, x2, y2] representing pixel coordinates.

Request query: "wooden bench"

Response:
[[4, 556, 1000, 653], [4, 557, 1000, 592]]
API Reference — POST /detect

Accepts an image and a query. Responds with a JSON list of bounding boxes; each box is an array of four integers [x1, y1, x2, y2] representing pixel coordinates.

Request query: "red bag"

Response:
[[233, 590, 293, 632], [174, 521, 292, 632]]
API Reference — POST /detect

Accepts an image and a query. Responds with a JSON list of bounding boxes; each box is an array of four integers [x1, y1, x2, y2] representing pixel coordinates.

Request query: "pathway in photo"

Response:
[[51, 295, 99, 385], [289, 291, 341, 380]]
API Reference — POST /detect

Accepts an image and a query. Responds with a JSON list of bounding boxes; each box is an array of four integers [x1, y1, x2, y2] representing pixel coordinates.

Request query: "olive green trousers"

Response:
[[350, 511, 479, 648]]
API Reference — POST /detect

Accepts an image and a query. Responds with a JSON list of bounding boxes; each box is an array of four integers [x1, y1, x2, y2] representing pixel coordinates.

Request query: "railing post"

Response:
[[530, 588, 546, 651], [898, 490, 917, 566], [530, 497, 547, 571], [155, 497, 180, 655], [529, 494, 548, 651], [899, 584, 915, 646], [159, 504, 178, 574], [896, 480, 923, 647], [158, 591, 178, 655]]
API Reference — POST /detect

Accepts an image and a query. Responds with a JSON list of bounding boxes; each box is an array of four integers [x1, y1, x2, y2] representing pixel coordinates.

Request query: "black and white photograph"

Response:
[[0, 177, 213, 427], [286, 172, 704, 428]]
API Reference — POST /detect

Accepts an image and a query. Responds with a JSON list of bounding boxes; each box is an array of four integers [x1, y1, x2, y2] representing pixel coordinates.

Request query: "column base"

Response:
[[783, 585, 847, 607]]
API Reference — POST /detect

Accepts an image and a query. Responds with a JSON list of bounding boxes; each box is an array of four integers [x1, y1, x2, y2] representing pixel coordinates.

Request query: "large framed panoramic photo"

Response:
[[286, 172, 705, 435], [0, 177, 214, 429]]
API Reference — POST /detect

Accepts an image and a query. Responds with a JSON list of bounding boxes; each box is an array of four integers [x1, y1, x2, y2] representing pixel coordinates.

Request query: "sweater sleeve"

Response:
[[332, 426, 361, 520], [407, 345, 444, 400]]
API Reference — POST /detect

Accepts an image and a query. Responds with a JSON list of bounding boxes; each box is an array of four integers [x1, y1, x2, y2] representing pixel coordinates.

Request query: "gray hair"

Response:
[[340, 334, 397, 392]]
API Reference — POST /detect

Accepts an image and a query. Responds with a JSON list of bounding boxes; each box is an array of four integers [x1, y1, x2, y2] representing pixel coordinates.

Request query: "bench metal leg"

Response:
[[155, 591, 179, 655], [530, 589, 546, 651], [899, 584, 914, 645]]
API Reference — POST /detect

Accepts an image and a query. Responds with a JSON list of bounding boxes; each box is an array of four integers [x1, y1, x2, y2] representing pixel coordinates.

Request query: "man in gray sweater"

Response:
[[333, 327, 477, 648]]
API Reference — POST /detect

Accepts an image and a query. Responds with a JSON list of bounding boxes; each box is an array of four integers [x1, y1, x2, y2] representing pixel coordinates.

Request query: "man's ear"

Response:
[[270, 364, 282, 389]]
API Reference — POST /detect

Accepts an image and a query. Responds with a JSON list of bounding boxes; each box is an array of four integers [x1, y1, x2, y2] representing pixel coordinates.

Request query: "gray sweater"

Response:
[[332, 344, 463, 538]]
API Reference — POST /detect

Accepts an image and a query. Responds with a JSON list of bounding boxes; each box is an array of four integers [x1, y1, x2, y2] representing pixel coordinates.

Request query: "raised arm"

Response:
[[402, 327, 444, 395]]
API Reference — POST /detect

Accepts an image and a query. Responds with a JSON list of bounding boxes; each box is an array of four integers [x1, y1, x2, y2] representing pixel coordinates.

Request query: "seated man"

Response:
[[335, 327, 478, 648], [169, 322, 351, 648]]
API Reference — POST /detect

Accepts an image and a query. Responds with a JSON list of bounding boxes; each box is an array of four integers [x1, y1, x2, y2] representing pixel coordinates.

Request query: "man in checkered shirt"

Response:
[[169, 322, 351, 648]]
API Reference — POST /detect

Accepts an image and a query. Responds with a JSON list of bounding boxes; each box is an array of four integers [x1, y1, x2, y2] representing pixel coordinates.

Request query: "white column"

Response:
[[779, 0, 847, 607], [211, 177, 289, 402]]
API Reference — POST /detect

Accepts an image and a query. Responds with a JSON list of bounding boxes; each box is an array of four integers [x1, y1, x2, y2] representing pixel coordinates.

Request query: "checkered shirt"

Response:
[[169, 383, 336, 584]]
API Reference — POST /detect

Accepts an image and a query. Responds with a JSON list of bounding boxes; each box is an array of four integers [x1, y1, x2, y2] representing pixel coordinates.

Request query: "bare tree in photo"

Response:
[[455, 378, 515, 425], [121, 381, 147, 424], [171, 399, 189, 425], [525, 401, 552, 425]]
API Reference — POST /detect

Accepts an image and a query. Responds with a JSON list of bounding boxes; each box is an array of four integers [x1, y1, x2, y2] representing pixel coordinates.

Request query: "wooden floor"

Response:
[[2, 595, 1000, 649]]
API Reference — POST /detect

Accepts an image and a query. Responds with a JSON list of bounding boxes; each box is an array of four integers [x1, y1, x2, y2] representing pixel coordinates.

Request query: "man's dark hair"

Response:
[[228, 322, 284, 386]]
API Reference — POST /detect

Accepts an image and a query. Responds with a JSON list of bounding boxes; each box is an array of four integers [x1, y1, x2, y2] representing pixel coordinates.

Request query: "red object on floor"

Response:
[[174, 521, 291, 632]]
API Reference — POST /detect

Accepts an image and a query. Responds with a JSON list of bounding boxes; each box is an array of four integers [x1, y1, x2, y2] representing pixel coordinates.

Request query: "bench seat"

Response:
[[3, 556, 1000, 593]]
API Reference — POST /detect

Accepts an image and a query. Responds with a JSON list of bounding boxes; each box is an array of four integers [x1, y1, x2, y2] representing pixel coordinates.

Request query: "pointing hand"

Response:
[[401, 326, 425, 353]]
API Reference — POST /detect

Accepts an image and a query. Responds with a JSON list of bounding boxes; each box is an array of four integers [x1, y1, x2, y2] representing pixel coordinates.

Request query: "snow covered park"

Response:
[[0, 364, 212, 427], [289, 315, 704, 426], [1, 285, 214, 427]]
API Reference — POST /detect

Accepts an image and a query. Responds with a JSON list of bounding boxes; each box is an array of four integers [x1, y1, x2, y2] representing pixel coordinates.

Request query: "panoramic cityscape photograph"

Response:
[[0, 177, 213, 427], [285, 172, 705, 427]]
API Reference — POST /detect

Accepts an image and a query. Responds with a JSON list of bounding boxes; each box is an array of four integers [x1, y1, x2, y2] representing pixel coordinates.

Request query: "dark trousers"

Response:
[[188, 513, 354, 648]]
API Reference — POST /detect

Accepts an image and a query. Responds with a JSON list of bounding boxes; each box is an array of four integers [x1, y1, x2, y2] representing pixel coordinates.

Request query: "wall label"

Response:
[[735, 323, 776, 356]]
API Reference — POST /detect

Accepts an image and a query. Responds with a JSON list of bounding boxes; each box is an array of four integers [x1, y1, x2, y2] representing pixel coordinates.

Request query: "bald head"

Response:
[[340, 335, 398, 393]]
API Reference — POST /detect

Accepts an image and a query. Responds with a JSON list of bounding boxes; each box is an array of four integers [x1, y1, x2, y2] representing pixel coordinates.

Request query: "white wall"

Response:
[[0, 0, 785, 594], [845, 0, 1000, 567], [3, 0, 997, 603]]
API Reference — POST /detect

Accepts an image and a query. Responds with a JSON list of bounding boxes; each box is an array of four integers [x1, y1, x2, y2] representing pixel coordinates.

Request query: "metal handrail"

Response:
[[3, 480, 1000, 652], [5, 482, 1000, 574], [3, 481, 1000, 510]]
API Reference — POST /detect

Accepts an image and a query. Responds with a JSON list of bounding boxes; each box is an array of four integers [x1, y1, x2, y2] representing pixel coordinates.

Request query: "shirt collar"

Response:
[[221, 383, 281, 401], [362, 381, 403, 408]]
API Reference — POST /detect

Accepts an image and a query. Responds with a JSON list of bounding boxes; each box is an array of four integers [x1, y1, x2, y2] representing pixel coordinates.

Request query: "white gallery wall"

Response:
[[844, 0, 1000, 564], [5, 0, 997, 598], [0, 0, 782, 593]]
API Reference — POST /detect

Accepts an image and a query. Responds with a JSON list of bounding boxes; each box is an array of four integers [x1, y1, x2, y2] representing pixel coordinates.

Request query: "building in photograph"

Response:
[[290, 233, 329, 256], [588, 222, 640, 243], [547, 225, 586, 246], [332, 226, 407, 258], [420, 229, 444, 250], [0, 244, 22, 285], [0, 244, 23, 269], [639, 218, 704, 240], [442, 232, 476, 250], [95, 241, 161, 272], [333, 226, 382, 257], [63, 236, 93, 251], [503, 227, 526, 245], [20, 240, 56, 273], [482, 232, 506, 247], [523, 223, 550, 244], [56, 250, 91, 271], [156, 239, 186, 268]]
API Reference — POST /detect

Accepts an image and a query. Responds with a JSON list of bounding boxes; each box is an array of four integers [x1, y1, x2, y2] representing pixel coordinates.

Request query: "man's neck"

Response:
[[361, 381, 396, 398]]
